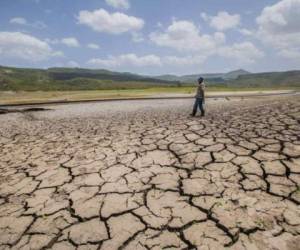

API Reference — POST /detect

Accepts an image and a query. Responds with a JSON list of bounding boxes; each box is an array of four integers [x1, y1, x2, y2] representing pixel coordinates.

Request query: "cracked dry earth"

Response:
[[0, 96, 300, 250]]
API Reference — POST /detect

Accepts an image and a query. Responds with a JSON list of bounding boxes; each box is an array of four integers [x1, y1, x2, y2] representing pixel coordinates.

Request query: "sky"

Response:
[[0, 0, 299, 75]]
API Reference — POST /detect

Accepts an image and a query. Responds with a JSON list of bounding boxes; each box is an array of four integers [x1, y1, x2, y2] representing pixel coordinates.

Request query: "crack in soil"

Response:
[[0, 96, 300, 249]]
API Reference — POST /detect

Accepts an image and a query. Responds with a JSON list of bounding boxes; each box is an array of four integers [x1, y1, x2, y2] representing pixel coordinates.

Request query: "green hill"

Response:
[[0, 66, 299, 91], [155, 69, 300, 87], [229, 71, 300, 87], [153, 69, 250, 83], [223, 69, 250, 80], [0, 66, 180, 91]]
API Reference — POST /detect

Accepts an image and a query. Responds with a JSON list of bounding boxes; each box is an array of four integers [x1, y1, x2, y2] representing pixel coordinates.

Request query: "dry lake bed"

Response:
[[0, 94, 300, 250]]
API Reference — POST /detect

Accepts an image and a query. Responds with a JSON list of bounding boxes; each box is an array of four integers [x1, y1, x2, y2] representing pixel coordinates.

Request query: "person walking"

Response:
[[191, 77, 205, 117]]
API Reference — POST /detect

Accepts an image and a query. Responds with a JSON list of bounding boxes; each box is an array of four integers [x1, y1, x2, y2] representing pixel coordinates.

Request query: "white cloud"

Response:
[[239, 28, 254, 36], [61, 37, 80, 47], [87, 43, 100, 49], [149, 19, 263, 66], [256, 0, 300, 58], [218, 42, 264, 64], [214, 32, 226, 44], [87, 54, 162, 68], [0, 32, 62, 61], [278, 48, 300, 59], [86, 41, 263, 72], [87, 53, 210, 70], [200, 12, 209, 22], [150, 20, 225, 53], [163, 55, 207, 66], [45, 38, 60, 44], [201, 11, 240, 31], [105, 0, 130, 9], [45, 37, 80, 48], [156, 22, 163, 28], [66, 61, 80, 67], [210, 12, 240, 31], [10, 17, 27, 25], [131, 32, 144, 43], [31, 21, 47, 29], [77, 9, 144, 34], [9, 17, 46, 29]]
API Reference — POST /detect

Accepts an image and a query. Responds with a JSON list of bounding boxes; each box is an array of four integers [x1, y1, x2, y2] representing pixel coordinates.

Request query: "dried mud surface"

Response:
[[0, 96, 300, 250]]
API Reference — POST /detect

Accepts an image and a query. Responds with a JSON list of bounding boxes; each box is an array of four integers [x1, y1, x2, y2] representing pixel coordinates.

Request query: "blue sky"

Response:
[[0, 0, 299, 75]]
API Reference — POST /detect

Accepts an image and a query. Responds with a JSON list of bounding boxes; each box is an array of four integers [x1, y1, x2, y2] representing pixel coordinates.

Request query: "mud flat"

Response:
[[0, 89, 296, 106], [0, 95, 300, 249]]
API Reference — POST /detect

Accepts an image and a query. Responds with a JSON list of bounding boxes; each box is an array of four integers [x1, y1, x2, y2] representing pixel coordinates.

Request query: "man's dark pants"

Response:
[[192, 98, 205, 116]]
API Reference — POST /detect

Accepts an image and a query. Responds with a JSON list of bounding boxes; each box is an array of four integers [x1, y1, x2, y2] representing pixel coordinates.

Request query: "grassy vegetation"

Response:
[[0, 87, 192, 104], [0, 65, 299, 105], [1, 86, 298, 105], [2, 65, 299, 92], [230, 71, 300, 87], [0, 66, 179, 91]]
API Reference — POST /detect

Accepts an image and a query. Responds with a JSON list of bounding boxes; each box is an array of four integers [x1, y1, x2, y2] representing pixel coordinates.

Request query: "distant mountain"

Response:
[[229, 70, 300, 87], [0, 66, 181, 91], [223, 69, 250, 79], [0, 66, 299, 91], [153, 69, 251, 83], [151, 74, 181, 82]]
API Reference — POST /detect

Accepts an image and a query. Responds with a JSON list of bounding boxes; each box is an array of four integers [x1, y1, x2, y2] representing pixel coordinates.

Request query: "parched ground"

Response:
[[0, 95, 300, 250]]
